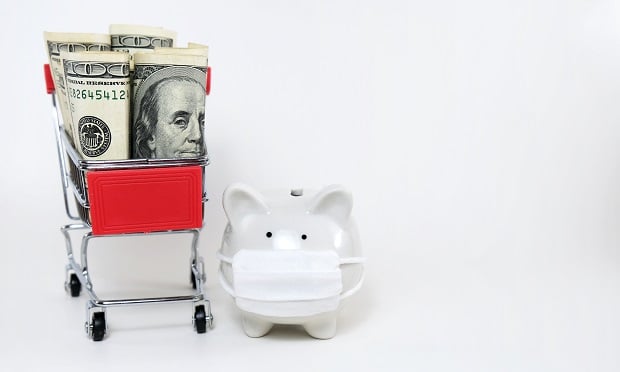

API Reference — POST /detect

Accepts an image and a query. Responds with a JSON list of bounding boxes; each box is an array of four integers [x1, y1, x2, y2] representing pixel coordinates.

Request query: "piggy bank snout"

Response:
[[269, 229, 303, 250]]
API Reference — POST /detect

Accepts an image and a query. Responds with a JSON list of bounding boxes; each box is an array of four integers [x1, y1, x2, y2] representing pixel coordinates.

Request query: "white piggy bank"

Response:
[[217, 183, 365, 339]]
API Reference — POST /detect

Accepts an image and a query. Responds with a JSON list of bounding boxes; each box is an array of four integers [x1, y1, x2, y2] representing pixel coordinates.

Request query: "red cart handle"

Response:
[[44, 64, 55, 94], [206, 66, 212, 95]]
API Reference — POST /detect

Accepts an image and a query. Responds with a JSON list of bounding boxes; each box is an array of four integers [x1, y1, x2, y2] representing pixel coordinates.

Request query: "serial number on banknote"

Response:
[[69, 88, 128, 100]]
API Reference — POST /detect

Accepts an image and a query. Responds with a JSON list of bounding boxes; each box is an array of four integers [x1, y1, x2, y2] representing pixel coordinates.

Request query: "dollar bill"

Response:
[[153, 43, 209, 72], [132, 52, 208, 159], [187, 42, 209, 51], [155, 43, 209, 57], [61, 51, 131, 160], [44, 32, 111, 143], [109, 24, 176, 71]]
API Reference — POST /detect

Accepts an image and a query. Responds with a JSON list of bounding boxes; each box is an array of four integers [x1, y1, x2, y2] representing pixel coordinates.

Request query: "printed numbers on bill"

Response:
[[70, 88, 128, 101]]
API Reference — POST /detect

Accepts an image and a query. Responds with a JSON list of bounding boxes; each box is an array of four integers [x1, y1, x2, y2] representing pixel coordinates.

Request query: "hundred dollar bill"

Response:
[[155, 42, 208, 56], [132, 52, 208, 159], [44, 32, 111, 143], [187, 42, 209, 51], [154, 43, 209, 67], [61, 51, 131, 160], [109, 24, 176, 70]]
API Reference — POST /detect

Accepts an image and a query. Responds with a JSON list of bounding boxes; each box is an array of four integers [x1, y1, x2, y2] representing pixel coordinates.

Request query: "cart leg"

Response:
[[190, 257, 206, 290], [61, 224, 89, 298], [189, 229, 206, 290]]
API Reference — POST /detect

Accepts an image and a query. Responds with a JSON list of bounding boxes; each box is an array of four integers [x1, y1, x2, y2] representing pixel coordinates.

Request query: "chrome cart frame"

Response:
[[45, 66, 214, 341]]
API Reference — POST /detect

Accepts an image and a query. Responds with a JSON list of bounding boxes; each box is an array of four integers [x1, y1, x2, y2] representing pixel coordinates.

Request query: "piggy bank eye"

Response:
[[301, 234, 307, 240], [266, 232, 272, 238]]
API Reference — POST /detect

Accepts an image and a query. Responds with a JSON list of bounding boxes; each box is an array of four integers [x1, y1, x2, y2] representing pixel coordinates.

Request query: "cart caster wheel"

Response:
[[194, 305, 207, 334], [66, 273, 81, 297], [91, 312, 106, 341]]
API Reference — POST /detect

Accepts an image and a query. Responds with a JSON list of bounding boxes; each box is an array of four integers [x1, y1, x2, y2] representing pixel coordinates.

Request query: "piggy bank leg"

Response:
[[241, 311, 273, 338], [303, 312, 338, 339]]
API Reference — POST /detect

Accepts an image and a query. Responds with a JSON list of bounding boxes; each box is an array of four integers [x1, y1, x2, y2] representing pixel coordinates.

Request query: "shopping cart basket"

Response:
[[44, 64, 214, 341]]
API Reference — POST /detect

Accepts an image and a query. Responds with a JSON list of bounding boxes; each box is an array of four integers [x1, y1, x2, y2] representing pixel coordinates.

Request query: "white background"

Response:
[[1, 0, 620, 371]]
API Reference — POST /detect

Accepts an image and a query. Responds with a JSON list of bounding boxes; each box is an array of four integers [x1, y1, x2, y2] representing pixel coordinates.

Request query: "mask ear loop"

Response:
[[216, 249, 236, 296], [218, 268, 236, 297], [216, 249, 233, 264], [339, 257, 366, 299]]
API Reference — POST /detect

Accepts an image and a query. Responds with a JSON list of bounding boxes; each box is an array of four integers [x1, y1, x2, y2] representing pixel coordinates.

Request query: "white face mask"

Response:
[[218, 249, 365, 318]]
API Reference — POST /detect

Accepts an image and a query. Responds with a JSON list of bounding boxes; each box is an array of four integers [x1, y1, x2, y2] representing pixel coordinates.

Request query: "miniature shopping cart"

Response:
[[44, 64, 214, 341]]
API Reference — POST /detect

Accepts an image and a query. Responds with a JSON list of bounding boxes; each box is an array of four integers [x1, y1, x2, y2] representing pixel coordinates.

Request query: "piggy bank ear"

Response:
[[307, 185, 353, 227], [223, 183, 269, 228]]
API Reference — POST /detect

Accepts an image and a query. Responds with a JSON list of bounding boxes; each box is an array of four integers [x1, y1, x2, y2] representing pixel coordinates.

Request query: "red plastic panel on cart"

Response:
[[87, 166, 203, 235]]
